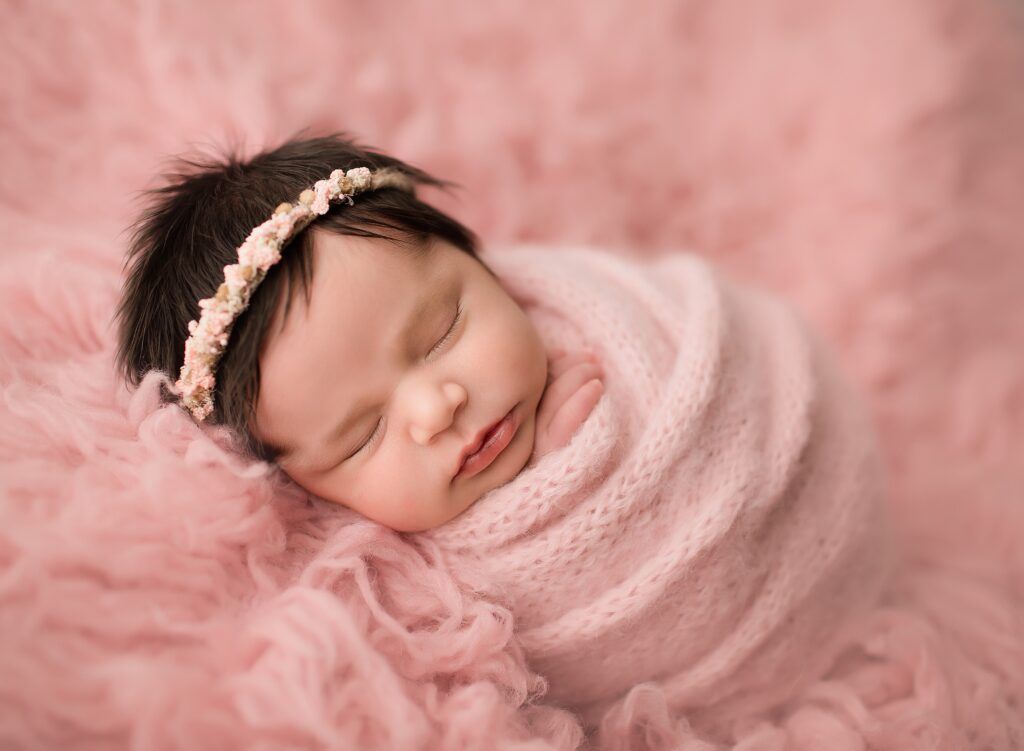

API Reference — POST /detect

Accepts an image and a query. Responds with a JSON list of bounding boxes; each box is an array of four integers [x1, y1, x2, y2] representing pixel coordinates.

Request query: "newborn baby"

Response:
[[249, 230, 606, 533], [115, 132, 601, 534], [115, 132, 893, 741]]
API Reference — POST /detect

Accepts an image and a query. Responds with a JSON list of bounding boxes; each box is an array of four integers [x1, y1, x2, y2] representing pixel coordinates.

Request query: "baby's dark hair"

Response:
[[114, 129, 482, 463]]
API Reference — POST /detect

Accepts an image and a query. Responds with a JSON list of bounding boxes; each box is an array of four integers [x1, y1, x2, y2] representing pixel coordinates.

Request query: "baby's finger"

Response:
[[546, 379, 604, 450], [550, 362, 603, 395], [542, 361, 603, 407], [547, 350, 601, 381]]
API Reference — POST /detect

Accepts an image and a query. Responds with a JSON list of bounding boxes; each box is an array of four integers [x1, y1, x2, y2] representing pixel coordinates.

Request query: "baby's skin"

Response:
[[533, 348, 605, 460], [250, 229, 604, 532]]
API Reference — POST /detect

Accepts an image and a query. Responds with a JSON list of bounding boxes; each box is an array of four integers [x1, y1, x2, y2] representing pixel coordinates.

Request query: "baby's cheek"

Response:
[[522, 335, 552, 397]]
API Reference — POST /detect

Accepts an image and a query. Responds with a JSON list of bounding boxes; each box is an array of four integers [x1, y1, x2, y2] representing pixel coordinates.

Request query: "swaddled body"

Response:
[[415, 245, 895, 735]]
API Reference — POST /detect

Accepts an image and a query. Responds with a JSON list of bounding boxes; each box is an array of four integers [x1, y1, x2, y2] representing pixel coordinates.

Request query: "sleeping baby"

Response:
[[115, 132, 895, 741], [116, 132, 602, 534]]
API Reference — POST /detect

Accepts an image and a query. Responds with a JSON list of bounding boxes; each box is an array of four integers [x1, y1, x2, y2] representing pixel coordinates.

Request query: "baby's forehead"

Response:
[[276, 234, 466, 338], [274, 232, 433, 315], [311, 230, 445, 281]]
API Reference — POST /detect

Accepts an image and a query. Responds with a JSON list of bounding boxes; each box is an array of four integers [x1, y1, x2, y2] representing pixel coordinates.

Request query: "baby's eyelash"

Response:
[[348, 416, 385, 459], [345, 300, 464, 462], [428, 301, 463, 357]]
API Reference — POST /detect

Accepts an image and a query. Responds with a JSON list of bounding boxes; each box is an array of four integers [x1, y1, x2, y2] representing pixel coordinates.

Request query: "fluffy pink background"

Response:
[[2, 0, 1023, 748]]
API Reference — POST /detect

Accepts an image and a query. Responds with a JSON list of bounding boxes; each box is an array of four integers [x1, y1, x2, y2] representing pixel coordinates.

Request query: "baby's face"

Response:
[[251, 230, 549, 532]]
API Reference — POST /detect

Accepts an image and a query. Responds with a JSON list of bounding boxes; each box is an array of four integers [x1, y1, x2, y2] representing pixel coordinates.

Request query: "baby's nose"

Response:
[[414, 386, 466, 441], [409, 424, 434, 444]]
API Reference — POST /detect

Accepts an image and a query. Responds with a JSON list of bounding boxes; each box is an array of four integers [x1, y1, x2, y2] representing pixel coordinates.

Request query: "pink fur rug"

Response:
[[2, 0, 1023, 748]]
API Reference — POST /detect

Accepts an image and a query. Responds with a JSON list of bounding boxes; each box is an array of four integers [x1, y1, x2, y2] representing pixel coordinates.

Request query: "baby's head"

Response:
[[115, 132, 549, 532]]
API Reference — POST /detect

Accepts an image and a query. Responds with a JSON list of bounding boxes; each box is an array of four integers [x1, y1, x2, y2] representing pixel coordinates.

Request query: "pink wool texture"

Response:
[[4, 0, 1024, 748], [417, 245, 898, 737]]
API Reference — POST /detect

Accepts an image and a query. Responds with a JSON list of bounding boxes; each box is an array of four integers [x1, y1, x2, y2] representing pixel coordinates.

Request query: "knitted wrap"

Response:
[[414, 245, 896, 736]]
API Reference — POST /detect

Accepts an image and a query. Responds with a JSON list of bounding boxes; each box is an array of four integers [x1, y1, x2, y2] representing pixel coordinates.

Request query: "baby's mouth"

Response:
[[454, 407, 518, 480]]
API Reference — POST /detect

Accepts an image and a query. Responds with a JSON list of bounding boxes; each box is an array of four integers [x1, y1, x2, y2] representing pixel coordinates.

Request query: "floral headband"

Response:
[[175, 165, 414, 422]]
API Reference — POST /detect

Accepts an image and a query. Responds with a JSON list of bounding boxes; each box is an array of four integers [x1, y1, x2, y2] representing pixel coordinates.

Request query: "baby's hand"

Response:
[[531, 348, 604, 461]]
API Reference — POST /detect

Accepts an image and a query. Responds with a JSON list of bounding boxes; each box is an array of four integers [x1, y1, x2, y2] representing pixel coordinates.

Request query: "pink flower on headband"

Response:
[[223, 264, 247, 290], [175, 165, 413, 422], [311, 179, 332, 214]]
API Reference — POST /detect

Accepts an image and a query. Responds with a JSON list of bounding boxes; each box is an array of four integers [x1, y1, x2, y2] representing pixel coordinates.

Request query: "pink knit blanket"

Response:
[[416, 244, 898, 737]]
